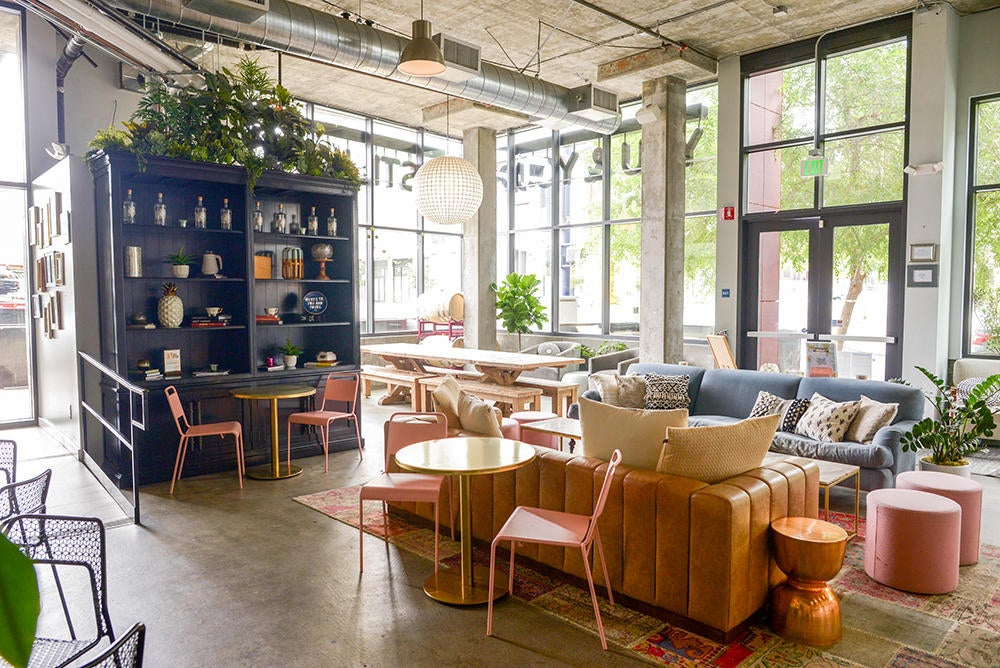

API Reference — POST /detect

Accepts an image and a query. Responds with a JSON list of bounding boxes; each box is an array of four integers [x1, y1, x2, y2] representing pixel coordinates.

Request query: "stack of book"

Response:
[[255, 314, 282, 325], [131, 367, 163, 381], [260, 363, 286, 372], [304, 361, 340, 368], [191, 314, 233, 328]]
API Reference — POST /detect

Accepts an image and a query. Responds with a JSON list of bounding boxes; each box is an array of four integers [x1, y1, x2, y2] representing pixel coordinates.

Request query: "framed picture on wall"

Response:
[[908, 243, 938, 263], [31, 294, 42, 319], [163, 348, 181, 377], [53, 251, 65, 286], [54, 291, 64, 330], [907, 263, 939, 287]]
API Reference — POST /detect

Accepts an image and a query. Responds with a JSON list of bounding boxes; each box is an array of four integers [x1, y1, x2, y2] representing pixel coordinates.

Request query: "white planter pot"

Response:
[[283, 354, 298, 369], [172, 265, 190, 278], [918, 457, 972, 478]]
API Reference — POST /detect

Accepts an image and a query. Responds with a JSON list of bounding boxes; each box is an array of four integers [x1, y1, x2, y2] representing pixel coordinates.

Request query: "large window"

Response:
[[967, 96, 1000, 355]]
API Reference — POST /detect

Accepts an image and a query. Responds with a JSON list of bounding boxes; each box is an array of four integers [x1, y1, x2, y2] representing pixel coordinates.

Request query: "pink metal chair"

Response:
[[487, 449, 622, 650], [165, 385, 245, 494], [287, 372, 362, 472], [359, 412, 452, 573]]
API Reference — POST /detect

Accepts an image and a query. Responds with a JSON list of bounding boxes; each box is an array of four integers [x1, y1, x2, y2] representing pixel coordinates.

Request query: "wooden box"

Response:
[[254, 254, 272, 279]]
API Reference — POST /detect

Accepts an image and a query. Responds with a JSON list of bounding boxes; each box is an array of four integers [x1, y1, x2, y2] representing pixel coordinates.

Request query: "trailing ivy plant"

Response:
[[88, 57, 361, 189]]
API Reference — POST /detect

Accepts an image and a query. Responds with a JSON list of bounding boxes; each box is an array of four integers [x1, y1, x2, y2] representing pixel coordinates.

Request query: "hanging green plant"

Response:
[[87, 56, 362, 190]]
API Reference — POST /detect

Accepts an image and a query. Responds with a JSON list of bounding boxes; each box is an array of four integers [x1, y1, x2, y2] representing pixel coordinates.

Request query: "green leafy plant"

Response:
[[165, 246, 195, 266], [279, 338, 303, 356], [87, 57, 362, 190], [490, 272, 548, 350], [0, 534, 40, 668], [900, 366, 1000, 466], [579, 341, 628, 360], [973, 287, 1000, 355]]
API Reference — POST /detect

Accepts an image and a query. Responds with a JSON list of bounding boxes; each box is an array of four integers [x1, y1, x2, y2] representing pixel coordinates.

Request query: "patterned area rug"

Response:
[[967, 448, 1000, 478], [294, 487, 1000, 667]]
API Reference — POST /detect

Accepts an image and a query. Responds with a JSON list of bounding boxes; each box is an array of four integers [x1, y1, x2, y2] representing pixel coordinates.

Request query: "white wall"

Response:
[[715, 56, 741, 353]]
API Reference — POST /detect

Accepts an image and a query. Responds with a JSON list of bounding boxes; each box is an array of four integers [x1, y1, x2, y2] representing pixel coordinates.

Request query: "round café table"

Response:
[[231, 384, 316, 480], [395, 437, 536, 605]]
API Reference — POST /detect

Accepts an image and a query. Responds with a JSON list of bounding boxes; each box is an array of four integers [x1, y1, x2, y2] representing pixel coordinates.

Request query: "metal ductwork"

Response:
[[108, 0, 622, 134], [56, 34, 89, 144]]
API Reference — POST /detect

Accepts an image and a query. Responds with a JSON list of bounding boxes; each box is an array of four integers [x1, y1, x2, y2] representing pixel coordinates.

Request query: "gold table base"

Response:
[[422, 565, 507, 605], [246, 463, 302, 480]]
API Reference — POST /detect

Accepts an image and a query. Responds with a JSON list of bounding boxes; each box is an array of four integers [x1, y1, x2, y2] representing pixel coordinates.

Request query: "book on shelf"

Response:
[[190, 321, 230, 328], [126, 323, 157, 330], [304, 361, 341, 368], [260, 364, 286, 372], [255, 315, 282, 324], [192, 369, 231, 377]]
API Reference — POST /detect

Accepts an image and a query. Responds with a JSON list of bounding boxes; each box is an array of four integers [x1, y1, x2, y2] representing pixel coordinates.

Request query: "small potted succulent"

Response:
[[900, 366, 1000, 477], [278, 338, 303, 369], [166, 247, 195, 279]]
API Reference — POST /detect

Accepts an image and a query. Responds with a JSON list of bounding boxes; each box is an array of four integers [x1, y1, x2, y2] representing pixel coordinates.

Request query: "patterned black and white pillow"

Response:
[[795, 393, 860, 442], [780, 399, 811, 433], [749, 391, 786, 418], [645, 374, 690, 410]]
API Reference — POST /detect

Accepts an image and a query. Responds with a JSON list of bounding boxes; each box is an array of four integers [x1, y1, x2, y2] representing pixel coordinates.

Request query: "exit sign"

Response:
[[801, 155, 827, 178]]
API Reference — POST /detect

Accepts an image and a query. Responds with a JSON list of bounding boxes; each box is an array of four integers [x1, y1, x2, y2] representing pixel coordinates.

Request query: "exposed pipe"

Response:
[[108, 0, 622, 134], [55, 34, 89, 144]]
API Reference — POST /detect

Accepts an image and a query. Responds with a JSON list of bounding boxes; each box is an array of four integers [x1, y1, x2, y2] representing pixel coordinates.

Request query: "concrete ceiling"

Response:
[[165, 0, 1000, 135]]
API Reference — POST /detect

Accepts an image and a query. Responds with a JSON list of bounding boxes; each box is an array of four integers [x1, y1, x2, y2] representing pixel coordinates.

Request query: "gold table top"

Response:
[[395, 437, 536, 476], [771, 517, 848, 544], [230, 384, 317, 401]]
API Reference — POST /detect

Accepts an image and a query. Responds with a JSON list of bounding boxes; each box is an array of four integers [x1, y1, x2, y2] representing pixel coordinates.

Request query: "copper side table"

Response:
[[769, 517, 848, 647], [231, 384, 316, 480], [395, 437, 536, 605]]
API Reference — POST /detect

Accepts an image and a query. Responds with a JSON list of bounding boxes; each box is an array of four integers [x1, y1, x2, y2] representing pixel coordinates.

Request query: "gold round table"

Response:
[[395, 437, 536, 605], [231, 384, 316, 480], [769, 517, 848, 647]]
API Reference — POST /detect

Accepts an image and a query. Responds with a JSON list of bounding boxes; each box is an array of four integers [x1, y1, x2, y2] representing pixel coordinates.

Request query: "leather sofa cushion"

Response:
[[658, 414, 780, 483], [578, 397, 687, 470], [771, 431, 894, 468]]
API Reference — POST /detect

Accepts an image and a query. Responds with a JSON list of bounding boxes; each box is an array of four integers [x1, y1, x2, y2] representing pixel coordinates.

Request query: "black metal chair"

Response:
[[1, 514, 115, 668], [78, 623, 145, 668], [0, 469, 51, 521], [0, 438, 15, 485]]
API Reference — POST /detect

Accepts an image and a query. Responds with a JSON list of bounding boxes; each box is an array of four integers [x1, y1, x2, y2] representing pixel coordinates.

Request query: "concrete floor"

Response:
[[8, 394, 1000, 666]]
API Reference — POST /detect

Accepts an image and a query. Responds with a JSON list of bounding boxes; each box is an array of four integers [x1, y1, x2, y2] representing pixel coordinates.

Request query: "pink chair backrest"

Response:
[[383, 412, 448, 464], [585, 449, 622, 544], [321, 373, 360, 411], [164, 386, 190, 435]]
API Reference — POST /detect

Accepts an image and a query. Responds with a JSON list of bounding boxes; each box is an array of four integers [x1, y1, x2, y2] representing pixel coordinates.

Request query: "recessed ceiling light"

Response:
[[773, 5, 789, 17]]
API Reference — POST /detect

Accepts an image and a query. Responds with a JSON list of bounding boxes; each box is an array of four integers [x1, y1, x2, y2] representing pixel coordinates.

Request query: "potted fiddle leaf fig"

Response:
[[490, 272, 548, 351], [900, 366, 1000, 477]]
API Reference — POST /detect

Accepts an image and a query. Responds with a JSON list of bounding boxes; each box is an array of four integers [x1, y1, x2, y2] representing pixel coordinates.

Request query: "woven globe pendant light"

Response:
[[414, 155, 484, 225]]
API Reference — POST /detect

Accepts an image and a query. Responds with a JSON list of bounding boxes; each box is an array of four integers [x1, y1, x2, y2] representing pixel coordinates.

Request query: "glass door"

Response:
[[742, 210, 904, 380]]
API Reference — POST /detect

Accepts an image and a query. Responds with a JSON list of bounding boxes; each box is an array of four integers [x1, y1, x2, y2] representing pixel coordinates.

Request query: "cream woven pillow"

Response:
[[795, 393, 860, 442], [578, 397, 688, 470], [589, 373, 621, 406], [844, 395, 898, 443], [431, 376, 463, 429], [656, 414, 781, 484], [457, 391, 502, 437], [615, 375, 647, 408]]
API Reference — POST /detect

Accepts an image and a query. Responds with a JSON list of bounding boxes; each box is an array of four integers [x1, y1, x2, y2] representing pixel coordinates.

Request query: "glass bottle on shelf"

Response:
[[289, 213, 301, 235], [122, 189, 136, 224], [307, 206, 319, 235], [194, 196, 207, 229], [252, 201, 264, 232], [153, 192, 167, 226], [326, 208, 338, 236], [220, 198, 232, 230], [272, 202, 287, 233]]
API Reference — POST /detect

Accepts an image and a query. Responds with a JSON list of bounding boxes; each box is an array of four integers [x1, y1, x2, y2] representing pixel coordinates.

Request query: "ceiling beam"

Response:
[[598, 45, 718, 81], [422, 98, 530, 124]]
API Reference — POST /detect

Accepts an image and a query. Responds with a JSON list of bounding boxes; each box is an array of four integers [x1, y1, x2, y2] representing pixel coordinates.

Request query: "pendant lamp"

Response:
[[414, 96, 484, 225], [398, 0, 446, 77]]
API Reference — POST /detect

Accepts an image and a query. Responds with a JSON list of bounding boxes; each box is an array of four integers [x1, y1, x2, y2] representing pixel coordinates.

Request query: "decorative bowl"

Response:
[[311, 243, 333, 260]]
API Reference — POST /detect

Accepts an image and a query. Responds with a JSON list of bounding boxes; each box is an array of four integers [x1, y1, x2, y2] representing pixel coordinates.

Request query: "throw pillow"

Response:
[[780, 398, 810, 432], [431, 376, 462, 430], [589, 373, 621, 406], [645, 374, 690, 410], [748, 390, 786, 418], [537, 342, 561, 356], [795, 393, 860, 442], [578, 397, 687, 470], [457, 391, 503, 437], [656, 414, 781, 484], [615, 375, 648, 408], [844, 394, 898, 443]]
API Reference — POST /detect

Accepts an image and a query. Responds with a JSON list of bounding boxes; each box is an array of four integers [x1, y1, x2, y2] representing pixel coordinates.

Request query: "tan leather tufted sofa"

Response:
[[393, 446, 819, 639]]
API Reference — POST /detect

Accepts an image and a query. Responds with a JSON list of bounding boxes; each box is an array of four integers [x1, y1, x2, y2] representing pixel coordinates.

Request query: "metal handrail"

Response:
[[77, 351, 148, 524]]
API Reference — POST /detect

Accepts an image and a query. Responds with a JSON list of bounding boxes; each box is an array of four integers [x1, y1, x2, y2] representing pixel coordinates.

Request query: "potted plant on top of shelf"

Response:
[[900, 365, 1000, 477], [166, 247, 195, 278], [279, 338, 303, 369]]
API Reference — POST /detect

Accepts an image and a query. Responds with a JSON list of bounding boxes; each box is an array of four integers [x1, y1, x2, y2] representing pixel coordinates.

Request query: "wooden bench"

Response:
[[514, 377, 579, 417], [360, 365, 434, 411], [416, 376, 543, 415]]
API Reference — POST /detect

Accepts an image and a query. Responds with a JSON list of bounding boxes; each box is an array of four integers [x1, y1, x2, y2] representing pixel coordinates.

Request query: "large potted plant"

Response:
[[900, 365, 1000, 477], [490, 272, 548, 351]]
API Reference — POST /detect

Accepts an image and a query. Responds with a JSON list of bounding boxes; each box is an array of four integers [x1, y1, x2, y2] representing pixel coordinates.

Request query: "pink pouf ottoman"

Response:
[[896, 471, 983, 565], [865, 488, 961, 594], [500, 417, 520, 440], [510, 411, 559, 448]]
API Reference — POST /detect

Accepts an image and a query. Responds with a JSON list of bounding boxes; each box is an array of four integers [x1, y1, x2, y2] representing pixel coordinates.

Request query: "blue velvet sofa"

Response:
[[571, 363, 925, 490]]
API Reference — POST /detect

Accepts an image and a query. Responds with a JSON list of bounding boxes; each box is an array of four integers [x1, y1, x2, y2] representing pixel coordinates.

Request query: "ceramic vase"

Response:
[[172, 265, 190, 279], [158, 286, 184, 329], [918, 457, 972, 478], [283, 354, 298, 369]]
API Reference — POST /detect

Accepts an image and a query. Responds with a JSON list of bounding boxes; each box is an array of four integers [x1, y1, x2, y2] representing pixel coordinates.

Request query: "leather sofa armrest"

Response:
[[872, 418, 920, 479]]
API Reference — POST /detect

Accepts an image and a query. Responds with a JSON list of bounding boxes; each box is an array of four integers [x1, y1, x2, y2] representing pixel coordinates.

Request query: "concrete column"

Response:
[[715, 56, 742, 358], [639, 76, 687, 364], [902, 5, 959, 384], [462, 127, 497, 350]]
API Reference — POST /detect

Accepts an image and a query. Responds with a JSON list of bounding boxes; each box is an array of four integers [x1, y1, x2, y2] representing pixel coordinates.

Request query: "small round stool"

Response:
[[865, 488, 961, 594], [769, 517, 848, 647], [896, 471, 982, 565], [510, 411, 559, 448], [500, 417, 520, 440]]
